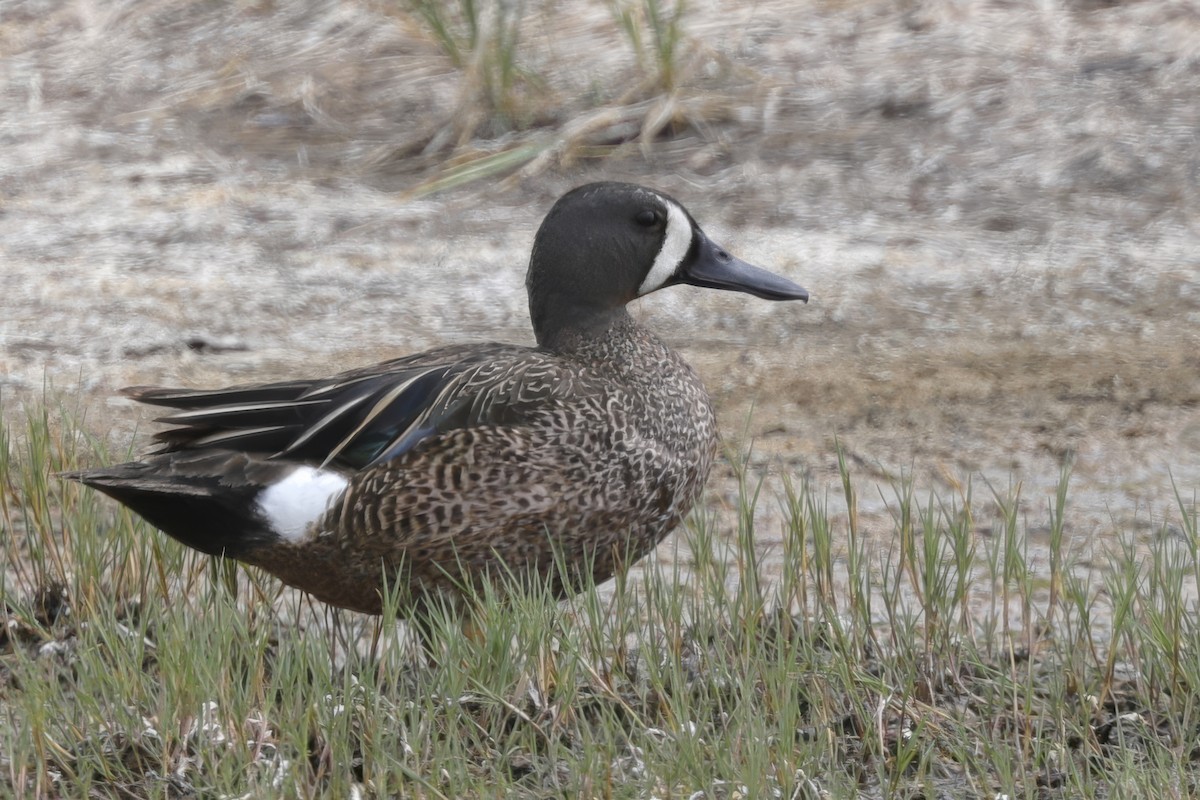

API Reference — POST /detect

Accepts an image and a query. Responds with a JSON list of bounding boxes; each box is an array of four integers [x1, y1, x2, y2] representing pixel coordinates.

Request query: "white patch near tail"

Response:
[[255, 466, 349, 543], [637, 199, 693, 296]]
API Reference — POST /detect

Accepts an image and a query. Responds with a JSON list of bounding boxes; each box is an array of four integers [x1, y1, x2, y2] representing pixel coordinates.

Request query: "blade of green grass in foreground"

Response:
[[2, 399, 1200, 798]]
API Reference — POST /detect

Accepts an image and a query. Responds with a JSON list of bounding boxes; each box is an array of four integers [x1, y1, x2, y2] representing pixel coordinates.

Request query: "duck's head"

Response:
[[526, 182, 809, 349]]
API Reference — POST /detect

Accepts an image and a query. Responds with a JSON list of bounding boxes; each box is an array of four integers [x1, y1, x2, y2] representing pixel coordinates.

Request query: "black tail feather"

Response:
[[63, 454, 290, 558], [124, 381, 314, 409]]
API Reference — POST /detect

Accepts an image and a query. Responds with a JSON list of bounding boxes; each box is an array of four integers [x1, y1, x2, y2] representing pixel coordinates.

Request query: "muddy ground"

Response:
[[2, 0, 1198, 612]]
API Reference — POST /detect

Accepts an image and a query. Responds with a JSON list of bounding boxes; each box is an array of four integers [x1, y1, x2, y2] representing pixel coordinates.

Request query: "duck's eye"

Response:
[[635, 209, 659, 227]]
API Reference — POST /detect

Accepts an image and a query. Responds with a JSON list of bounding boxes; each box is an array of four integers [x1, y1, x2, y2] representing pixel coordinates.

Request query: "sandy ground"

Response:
[[2, 0, 1199, 616]]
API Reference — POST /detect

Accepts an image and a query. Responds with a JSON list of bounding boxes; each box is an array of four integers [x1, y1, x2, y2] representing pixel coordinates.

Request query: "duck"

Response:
[[68, 181, 808, 629]]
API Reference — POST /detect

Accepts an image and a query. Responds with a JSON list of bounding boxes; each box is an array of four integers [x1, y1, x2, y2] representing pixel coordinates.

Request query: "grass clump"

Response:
[[607, 0, 690, 93], [390, 0, 737, 196], [404, 0, 541, 141], [2, 402, 1199, 798]]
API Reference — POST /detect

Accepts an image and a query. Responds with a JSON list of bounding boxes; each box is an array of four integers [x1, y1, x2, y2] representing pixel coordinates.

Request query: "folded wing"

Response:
[[128, 342, 572, 469]]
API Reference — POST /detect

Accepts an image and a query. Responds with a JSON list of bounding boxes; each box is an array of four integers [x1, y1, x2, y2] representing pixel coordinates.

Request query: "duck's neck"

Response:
[[533, 304, 635, 354]]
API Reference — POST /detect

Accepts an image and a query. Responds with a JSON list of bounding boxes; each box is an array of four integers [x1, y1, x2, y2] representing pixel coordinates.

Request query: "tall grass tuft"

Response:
[[386, 0, 741, 195], [404, 0, 541, 141], [607, 0, 690, 93]]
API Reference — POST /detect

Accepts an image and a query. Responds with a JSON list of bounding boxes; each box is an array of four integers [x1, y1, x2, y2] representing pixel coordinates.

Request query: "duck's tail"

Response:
[[63, 453, 346, 559]]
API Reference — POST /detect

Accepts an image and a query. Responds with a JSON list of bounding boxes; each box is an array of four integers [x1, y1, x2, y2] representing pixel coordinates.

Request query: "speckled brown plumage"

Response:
[[67, 182, 808, 623], [256, 318, 715, 613]]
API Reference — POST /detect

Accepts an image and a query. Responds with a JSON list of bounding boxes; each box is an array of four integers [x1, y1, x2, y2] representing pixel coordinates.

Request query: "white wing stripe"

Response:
[[281, 393, 374, 456], [164, 399, 325, 421]]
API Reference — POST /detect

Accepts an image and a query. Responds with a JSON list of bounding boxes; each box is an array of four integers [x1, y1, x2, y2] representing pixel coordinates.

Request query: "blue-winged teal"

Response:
[[69, 182, 808, 621]]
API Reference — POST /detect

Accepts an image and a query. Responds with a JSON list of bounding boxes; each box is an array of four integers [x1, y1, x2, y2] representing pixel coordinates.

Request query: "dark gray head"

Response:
[[526, 182, 808, 349]]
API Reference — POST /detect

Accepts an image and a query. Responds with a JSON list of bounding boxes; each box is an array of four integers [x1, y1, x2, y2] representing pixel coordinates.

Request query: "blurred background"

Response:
[[2, 0, 1198, 560]]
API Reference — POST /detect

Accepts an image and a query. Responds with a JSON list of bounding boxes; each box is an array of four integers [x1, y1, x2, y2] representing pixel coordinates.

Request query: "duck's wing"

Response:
[[128, 342, 575, 470]]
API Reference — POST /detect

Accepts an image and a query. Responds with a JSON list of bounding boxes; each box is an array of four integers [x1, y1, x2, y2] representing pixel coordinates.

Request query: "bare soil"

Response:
[[2, 0, 1198, 605]]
